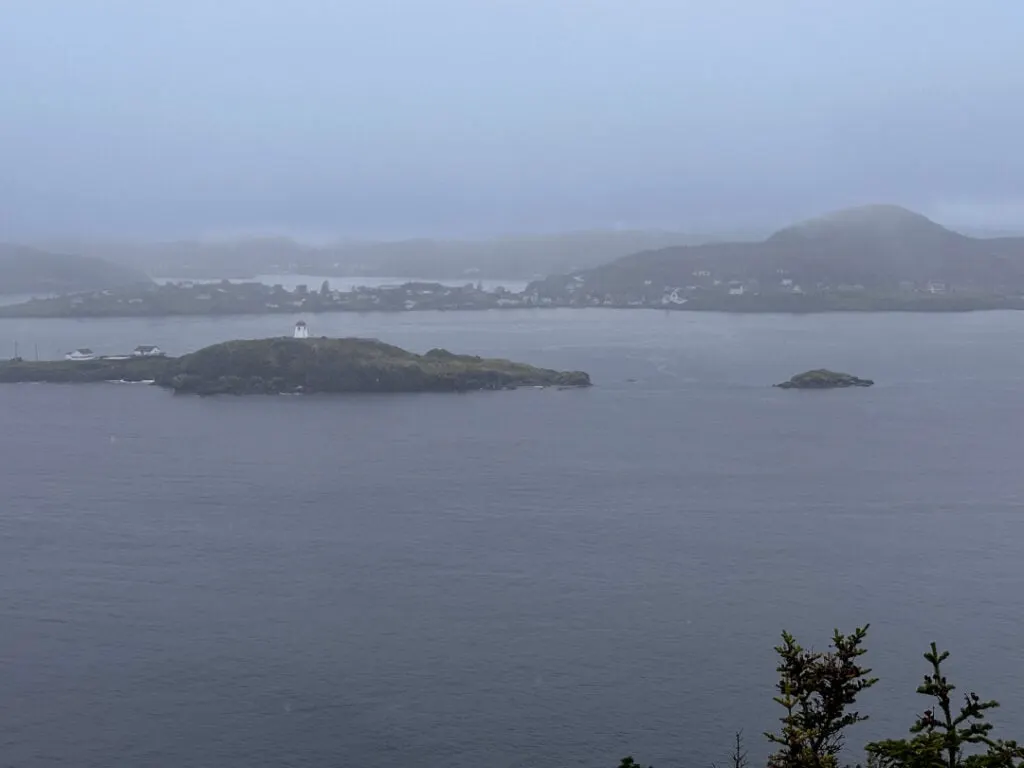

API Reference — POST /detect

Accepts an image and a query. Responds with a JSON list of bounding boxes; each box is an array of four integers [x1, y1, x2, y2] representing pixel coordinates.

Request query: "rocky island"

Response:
[[0, 337, 591, 395], [775, 369, 874, 389]]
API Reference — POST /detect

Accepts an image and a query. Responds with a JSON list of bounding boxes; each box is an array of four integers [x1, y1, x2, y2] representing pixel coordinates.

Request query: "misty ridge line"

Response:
[[490, 204, 1024, 314], [4, 204, 1024, 301], [20, 229, 768, 282]]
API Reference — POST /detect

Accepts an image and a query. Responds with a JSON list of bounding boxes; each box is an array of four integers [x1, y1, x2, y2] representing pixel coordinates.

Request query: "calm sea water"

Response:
[[2, 309, 1023, 768]]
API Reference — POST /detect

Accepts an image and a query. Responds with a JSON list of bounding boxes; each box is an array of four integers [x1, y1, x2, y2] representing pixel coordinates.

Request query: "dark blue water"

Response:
[[2, 310, 1023, 767]]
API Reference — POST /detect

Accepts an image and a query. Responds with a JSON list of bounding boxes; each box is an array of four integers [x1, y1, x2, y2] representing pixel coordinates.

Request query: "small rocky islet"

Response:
[[0, 337, 592, 395], [775, 369, 874, 389]]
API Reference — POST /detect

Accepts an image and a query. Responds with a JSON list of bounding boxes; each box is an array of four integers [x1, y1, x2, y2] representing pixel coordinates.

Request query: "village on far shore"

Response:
[[4, 268, 1024, 322], [0, 279, 535, 320]]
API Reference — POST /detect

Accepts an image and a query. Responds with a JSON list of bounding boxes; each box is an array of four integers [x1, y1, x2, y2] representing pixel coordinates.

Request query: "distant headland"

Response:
[[6, 205, 1024, 316], [0, 243, 151, 296], [0, 335, 591, 395], [528, 204, 1024, 312]]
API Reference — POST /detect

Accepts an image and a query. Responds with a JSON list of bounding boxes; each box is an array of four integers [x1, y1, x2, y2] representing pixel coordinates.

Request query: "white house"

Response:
[[65, 348, 95, 361], [728, 285, 745, 296], [294, 320, 309, 339], [132, 345, 163, 357]]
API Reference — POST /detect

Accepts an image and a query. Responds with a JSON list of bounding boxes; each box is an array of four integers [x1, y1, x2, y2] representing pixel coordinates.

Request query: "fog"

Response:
[[2, 0, 1023, 238]]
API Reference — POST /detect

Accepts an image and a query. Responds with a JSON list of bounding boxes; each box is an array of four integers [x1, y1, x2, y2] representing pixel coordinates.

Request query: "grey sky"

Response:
[[2, 0, 1023, 238]]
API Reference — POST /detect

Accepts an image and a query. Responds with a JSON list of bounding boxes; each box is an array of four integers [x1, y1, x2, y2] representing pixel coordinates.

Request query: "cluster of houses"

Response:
[[63, 320, 315, 362], [148, 279, 518, 313], [65, 345, 164, 361], [65, 320, 318, 361], [535, 264, 967, 309]]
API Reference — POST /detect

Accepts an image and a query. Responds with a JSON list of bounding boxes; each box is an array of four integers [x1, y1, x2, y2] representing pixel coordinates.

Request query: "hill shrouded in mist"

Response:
[[0, 244, 152, 295], [539, 205, 1024, 297]]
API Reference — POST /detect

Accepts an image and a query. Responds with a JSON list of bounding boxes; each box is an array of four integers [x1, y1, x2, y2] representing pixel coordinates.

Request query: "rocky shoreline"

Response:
[[775, 370, 874, 389]]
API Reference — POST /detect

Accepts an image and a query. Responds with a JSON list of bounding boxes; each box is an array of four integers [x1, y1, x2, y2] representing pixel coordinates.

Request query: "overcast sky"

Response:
[[2, 0, 1023, 239]]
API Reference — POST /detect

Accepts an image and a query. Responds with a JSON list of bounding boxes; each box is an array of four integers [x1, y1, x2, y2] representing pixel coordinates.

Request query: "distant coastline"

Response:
[[1, 277, 1023, 319], [7, 203, 1024, 318], [8, 205, 1024, 317]]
